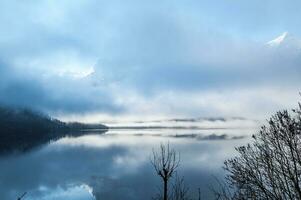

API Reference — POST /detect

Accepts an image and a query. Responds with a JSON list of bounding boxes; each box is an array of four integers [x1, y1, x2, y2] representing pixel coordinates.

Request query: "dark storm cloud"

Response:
[[0, 59, 122, 114]]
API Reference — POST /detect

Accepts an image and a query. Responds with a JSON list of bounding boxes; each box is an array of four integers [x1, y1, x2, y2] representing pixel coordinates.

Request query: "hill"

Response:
[[0, 106, 108, 154]]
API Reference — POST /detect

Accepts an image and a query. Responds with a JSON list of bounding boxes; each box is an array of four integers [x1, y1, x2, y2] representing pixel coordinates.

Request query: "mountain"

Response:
[[266, 32, 301, 50], [266, 32, 289, 46], [0, 106, 108, 154]]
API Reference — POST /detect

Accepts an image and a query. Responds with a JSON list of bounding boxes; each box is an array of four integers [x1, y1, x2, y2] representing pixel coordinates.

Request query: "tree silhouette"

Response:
[[151, 143, 180, 200], [217, 102, 301, 199], [17, 192, 27, 200]]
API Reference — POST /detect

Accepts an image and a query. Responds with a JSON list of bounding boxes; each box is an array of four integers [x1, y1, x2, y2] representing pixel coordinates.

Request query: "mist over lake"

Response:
[[0, 119, 256, 200], [0, 0, 300, 199]]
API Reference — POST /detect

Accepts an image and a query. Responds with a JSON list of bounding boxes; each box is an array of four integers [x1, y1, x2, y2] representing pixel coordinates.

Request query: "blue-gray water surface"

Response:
[[0, 126, 256, 200]]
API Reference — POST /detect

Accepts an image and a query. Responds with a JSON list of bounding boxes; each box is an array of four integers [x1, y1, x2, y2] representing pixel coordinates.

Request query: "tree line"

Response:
[[0, 106, 108, 154]]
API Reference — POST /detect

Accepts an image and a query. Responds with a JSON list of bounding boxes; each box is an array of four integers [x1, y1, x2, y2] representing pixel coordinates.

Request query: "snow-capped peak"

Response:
[[266, 32, 289, 46], [265, 32, 301, 52]]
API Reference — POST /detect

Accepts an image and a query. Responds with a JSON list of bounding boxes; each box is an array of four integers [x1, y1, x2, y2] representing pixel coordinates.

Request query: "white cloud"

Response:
[[0, 0, 300, 121]]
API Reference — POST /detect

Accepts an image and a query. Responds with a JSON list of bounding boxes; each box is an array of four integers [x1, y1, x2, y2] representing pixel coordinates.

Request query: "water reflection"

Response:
[[0, 129, 254, 200]]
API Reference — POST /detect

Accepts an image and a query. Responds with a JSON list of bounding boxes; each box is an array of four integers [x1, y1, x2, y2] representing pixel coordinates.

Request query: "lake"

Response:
[[0, 119, 258, 200]]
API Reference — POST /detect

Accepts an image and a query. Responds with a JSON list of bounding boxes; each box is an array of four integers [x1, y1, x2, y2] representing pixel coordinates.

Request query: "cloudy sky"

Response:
[[0, 0, 300, 122]]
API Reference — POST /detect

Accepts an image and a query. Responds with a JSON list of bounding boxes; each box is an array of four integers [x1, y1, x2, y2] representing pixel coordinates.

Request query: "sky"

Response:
[[0, 0, 300, 122]]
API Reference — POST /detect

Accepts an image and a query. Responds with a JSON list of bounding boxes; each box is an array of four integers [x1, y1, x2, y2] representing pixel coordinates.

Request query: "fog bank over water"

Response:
[[105, 117, 259, 129], [0, 124, 255, 200], [0, 0, 299, 199]]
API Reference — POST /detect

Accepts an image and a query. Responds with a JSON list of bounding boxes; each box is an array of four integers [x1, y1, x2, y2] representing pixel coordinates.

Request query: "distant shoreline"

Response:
[[107, 126, 257, 130]]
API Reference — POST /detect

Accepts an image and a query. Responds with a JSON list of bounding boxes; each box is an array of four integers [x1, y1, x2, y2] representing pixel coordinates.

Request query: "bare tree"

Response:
[[218, 103, 301, 199], [198, 188, 201, 200], [210, 177, 236, 200], [17, 192, 27, 200], [171, 174, 191, 200], [151, 143, 180, 200]]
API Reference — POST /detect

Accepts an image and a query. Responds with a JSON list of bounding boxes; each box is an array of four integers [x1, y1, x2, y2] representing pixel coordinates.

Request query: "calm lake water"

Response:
[[0, 119, 258, 200]]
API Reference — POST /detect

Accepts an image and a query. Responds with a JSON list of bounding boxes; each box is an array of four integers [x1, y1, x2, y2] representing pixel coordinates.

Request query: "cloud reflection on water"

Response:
[[0, 130, 253, 200]]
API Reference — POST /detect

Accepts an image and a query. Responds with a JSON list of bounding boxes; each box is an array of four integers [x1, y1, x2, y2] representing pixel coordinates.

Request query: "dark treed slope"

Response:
[[0, 106, 108, 154]]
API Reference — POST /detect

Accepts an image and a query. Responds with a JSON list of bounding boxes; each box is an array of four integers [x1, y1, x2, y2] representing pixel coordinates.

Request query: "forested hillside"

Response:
[[0, 106, 107, 153]]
